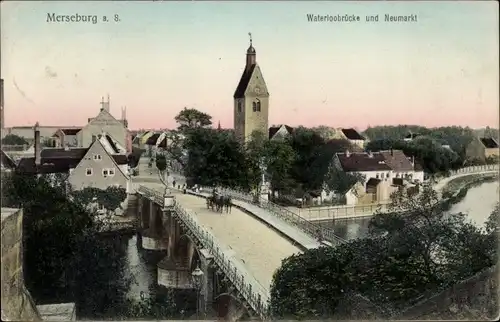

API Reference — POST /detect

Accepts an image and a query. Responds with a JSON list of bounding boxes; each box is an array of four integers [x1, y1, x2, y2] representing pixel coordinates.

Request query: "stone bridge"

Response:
[[131, 185, 320, 320]]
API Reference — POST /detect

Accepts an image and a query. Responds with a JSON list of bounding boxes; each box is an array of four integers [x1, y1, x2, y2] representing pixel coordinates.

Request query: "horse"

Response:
[[223, 196, 232, 213]]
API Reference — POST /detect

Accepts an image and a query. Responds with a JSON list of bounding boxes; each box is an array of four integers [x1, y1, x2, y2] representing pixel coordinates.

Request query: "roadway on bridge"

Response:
[[172, 191, 302, 291], [132, 159, 302, 293]]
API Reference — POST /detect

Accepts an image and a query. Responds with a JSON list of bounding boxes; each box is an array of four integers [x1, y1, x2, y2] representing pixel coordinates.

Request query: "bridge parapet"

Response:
[[197, 186, 347, 246], [137, 185, 270, 320], [447, 164, 499, 177]]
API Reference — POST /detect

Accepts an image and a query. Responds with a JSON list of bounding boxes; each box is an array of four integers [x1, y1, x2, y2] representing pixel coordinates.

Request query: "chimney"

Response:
[[34, 122, 41, 166], [345, 150, 350, 158]]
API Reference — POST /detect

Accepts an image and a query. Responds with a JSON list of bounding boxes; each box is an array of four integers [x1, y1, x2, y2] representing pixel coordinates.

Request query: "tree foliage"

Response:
[[2, 133, 29, 145], [2, 173, 130, 317], [184, 127, 249, 189], [174, 107, 212, 132], [71, 186, 127, 214], [270, 184, 498, 319], [365, 136, 461, 174], [155, 153, 167, 172]]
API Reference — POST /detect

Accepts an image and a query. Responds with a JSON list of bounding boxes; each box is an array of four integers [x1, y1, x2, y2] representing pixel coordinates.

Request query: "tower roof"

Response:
[[247, 45, 256, 54], [233, 65, 256, 99]]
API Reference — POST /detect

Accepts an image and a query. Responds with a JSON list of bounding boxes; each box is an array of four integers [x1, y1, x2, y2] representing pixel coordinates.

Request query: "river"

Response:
[[319, 180, 500, 240]]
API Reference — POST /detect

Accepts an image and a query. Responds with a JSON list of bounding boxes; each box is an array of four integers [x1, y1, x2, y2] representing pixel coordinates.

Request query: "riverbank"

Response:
[[441, 174, 498, 207]]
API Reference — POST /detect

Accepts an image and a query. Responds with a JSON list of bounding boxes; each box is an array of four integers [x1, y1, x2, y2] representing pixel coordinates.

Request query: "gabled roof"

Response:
[[269, 125, 294, 139], [16, 144, 128, 175], [480, 137, 499, 149], [98, 133, 126, 154], [61, 128, 81, 136], [337, 152, 392, 172], [341, 128, 365, 141], [234, 64, 256, 99], [145, 133, 161, 145], [379, 150, 414, 172], [1, 149, 17, 169]]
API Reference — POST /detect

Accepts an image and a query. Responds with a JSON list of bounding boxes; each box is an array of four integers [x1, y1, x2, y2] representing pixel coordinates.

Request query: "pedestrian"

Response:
[[173, 180, 176, 188]]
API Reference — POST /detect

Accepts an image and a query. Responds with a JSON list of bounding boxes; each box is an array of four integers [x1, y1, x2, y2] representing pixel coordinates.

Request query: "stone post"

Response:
[[199, 249, 214, 317], [137, 197, 144, 229]]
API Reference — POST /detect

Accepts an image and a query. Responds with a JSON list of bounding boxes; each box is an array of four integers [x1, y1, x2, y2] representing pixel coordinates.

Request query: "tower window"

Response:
[[253, 99, 261, 112], [237, 101, 242, 112]]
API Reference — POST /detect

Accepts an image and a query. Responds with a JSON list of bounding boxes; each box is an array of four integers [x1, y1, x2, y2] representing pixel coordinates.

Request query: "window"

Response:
[[376, 173, 380, 179], [93, 154, 102, 161], [92, 135, 97, 142], [256, 100, 261, 112], [252, 102, 257, 112], [108, 168, 115, 176], [381, 173, 385, 179], [102, 169, 109, 177], [237, 101, 242, 112], [86, 168, 93, 176]]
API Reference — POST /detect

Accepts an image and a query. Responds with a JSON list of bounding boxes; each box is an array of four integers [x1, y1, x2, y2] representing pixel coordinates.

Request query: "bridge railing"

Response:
[[447, 164, 499, 177], [138, 185, 270, 319], [199, 186, 347, 246]]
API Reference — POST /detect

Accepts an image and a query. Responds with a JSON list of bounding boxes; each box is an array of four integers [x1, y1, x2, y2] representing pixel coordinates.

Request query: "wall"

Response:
[[399, 265, 498, 320], [1, 208, 41, 321], [243, 66, 269, 141], [78, 111, 127, 149], [68, 140, 128, 190]]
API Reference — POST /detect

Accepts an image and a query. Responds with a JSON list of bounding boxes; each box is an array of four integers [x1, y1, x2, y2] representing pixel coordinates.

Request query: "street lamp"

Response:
[[191, 264, 204, 319]]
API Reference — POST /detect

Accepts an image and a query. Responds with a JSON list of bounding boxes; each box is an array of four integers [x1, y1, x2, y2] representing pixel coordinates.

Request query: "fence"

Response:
[[301, 202, 391, 222], [447, 164, 499, 177], [137, 185, 270, 320], [199, 186, 347, 246]]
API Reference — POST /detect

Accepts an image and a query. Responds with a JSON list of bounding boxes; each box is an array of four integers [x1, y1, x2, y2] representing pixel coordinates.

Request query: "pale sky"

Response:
[[1, 1, 498, 130]]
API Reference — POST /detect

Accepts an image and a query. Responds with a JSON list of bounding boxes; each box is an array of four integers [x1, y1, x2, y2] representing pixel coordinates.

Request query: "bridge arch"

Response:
[[177, 233, 202, 271], [213, 292, 251, 320]]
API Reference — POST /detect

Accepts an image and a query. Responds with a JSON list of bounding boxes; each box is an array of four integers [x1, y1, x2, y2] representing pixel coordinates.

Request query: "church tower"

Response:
[[233, 33, 269, 144]]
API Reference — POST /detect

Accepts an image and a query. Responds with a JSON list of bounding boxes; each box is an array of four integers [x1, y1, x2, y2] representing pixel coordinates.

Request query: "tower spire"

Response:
[[217, 121, 221, 131], [248, 32, 252, 47], [246, 32, 256, 67]]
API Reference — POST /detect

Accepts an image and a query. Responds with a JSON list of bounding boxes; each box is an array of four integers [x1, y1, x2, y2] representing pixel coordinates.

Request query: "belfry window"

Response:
[[253, 99, 261, 112]]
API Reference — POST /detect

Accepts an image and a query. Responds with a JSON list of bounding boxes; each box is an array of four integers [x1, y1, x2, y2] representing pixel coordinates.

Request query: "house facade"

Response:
[[77, 108, 130, 153], [333, 149, 424, 204], [53, 128, 81, 148], [68, 138, 129, 191], [466, 137, 500, 161], [269, 124, 293, 140]]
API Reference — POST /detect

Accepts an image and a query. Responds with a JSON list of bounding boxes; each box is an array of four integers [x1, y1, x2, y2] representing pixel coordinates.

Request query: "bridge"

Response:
[[129, 181, 331, 320]]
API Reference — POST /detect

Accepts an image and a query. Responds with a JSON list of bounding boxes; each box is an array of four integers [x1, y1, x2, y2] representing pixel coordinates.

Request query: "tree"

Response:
[[244, 130, 267, 193], [263, 139, 296, 195], [270, 183, 497, 318], [184, 127, 249, 189], [324, 164, 365, 195], [2, 133, 29, 146], [2, 173, 131, 317], [270, 247, 347, 319], [174, 107, 212, 132]]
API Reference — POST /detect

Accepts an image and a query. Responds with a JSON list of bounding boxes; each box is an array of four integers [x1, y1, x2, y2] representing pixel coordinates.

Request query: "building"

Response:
[[466, 136, 499, 161], [233, 34, 270, 144], [1, 149, 17, 172], [53, 128, 82, 148], [333, 149, 424, 203], [269, 124, 293, 140], [17, 124, 129, 191], [340, 128, 366, 149], [78, 100, 131, 154]]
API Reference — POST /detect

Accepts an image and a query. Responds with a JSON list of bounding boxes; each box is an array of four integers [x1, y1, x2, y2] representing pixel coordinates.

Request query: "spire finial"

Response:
[[248, 32, 252, 46]]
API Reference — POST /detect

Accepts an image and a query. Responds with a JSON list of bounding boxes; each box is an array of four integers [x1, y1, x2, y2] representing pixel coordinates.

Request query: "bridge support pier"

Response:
[[141, 199, 168, 251]]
